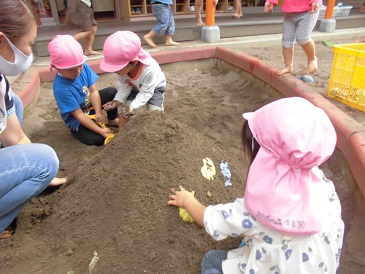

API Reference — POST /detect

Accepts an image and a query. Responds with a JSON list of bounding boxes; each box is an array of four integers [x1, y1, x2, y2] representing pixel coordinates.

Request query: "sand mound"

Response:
[[3, 111, 246, 273]]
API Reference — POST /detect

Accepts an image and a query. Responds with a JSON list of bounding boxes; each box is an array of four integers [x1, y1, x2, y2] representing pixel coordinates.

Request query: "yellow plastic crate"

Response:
[[326, 43, 365, 112]]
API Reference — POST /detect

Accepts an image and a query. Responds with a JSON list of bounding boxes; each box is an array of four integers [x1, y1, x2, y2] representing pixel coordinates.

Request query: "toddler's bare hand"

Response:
[[122, 106, 134, 117], [103, 101, 118, 111], [264, 2, 274, 12], [310, 3, 320, 13], [96, 115, 106, 125], [100, 128, 112, 138], [168, 186, 195, 208]]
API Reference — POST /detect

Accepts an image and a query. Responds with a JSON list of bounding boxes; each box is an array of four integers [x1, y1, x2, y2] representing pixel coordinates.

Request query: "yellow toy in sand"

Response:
[[179, 207, 194, 223], [201, 157, 216, 180], [86, 114, 115, 145]]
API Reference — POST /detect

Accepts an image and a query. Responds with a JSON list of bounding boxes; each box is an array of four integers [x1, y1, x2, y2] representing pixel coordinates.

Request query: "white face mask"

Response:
[[0, 35, 34, 76]]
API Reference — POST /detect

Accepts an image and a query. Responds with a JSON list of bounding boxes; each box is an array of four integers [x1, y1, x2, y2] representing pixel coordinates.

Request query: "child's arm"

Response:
[[103, 75, 133, 111], [168, 186, 206, 227], [71, 108, 111, 138], [309, 2, 321, 13], [89, 84, 106, 124], [130, 71, 158, 110], [169, 187, 260, 240], [264, 1, 275, 12]]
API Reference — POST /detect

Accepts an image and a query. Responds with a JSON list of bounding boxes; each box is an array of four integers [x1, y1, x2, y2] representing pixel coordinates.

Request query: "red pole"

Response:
[[325, 0, 336, 19], [206, 0, 215, 26]]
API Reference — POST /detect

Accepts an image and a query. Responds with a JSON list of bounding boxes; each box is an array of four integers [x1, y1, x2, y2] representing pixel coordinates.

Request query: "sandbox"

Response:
[[2, 46, 365, 273]]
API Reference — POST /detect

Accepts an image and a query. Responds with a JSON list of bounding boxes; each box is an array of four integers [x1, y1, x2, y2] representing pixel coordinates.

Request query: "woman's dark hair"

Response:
[[242, 120, 260, 163], [0, 0, 37, 42]]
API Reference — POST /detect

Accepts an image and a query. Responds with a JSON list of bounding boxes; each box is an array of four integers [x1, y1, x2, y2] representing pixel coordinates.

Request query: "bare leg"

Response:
[[108, 117, 119, 127], [195, 0, 204, 26], [143, 30, 157, 48], [301, 39, 317, 75], [84, 25, 101, 55], [277, 46, 294, 75], [73, 29, 100, 55], [232, 0, 242, 18], [165, 35, 181, 46], [118, 114, 131, 131], [73, 30, 91, 43]]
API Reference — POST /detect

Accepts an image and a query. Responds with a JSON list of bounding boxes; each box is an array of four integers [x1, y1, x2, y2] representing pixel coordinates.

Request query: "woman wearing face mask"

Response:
[[0, 0, 66, 239]]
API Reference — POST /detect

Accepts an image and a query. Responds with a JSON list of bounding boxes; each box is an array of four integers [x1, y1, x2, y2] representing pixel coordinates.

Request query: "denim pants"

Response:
[[0, 143, 59, 232], [152, 4, 175, 36], [201, 250, 228, 274], [12, 92, 24, 124]]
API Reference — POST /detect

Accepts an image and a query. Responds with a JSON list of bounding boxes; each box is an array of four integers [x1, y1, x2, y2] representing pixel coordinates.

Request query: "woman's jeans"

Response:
[[0, 143, 59, 232], [201, 250, 228, 274], [12, 92, 24, 124]]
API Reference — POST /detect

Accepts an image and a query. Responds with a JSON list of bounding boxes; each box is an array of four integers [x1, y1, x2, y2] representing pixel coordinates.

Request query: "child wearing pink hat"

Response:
[[100, 31, 167, 130], [168, 97, 344, 273], [48, 35, 119, 146]]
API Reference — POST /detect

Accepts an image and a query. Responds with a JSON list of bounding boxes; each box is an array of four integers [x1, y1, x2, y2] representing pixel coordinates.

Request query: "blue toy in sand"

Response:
[[220, 160, 232, 187], [299, 75, 315, 83]]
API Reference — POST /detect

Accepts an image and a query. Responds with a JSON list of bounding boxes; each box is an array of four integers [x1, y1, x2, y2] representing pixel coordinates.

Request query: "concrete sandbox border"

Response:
[[18, 46, 365, 204]]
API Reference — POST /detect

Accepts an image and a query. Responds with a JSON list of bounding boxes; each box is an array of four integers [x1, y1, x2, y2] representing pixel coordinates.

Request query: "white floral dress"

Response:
[[203, 175, 344, 274]]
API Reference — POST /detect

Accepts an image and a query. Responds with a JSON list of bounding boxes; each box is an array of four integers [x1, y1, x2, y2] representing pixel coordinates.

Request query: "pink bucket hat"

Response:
[[100, 31, 154, 72], [242, 97, 337, 235], [48, 35, 87, 69]]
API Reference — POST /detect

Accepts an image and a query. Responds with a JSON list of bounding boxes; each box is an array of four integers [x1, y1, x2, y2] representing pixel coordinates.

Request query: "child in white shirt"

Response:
[[100, 31, 166, 130]]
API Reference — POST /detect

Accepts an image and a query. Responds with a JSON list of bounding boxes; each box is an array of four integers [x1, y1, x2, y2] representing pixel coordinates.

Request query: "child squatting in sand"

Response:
[[100, 31, 167, 130], [168, 97, 344, 273]]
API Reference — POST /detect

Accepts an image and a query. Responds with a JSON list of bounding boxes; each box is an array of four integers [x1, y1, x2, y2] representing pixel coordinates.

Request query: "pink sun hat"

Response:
[[242, 97, 337, 235], [100, 31, 154, 73], [48, 35, 87, 69]]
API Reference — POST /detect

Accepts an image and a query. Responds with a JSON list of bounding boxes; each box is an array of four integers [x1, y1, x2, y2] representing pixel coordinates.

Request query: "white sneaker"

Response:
[[190, 5, 195, 12]]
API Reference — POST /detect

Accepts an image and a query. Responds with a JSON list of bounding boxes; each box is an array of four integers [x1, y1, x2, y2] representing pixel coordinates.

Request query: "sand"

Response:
[[1, 38, 365, 273]]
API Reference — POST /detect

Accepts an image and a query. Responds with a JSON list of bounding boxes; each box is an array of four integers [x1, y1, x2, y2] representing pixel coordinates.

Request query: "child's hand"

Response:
[[264, 1, 274, 12], [103, 100, 119, 111], [122, 106, 134, 117], [168, 186, 195, 208], [310, 3, 320, 13], [96, 115, 107, 125], [100, 128, 112, 139]]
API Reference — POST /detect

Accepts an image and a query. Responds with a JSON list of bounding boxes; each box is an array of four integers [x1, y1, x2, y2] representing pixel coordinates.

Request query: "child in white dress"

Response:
[[168, 97, 344, 274]]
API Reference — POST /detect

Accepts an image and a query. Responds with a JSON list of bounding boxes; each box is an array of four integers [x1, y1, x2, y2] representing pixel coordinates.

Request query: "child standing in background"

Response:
[[65, 0, 100, 55], [264, 0, 322, 75], [143, 0, 180, 48], [48, 35, 119, 146], [168, 97, 344, 273], [231, 0, 243, 19], [100, 31, 167, 130]]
